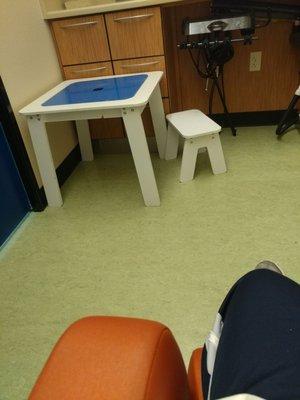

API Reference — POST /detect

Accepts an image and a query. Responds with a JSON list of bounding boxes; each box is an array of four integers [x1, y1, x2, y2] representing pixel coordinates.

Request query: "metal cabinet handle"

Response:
[[113, 14, 154, 23], [121, 61, 160, 68], [74, 66, 108, 73], [62, 21, 98, 29]]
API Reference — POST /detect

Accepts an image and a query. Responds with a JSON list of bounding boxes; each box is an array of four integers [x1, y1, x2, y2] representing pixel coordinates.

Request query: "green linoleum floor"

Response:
[[1, 126, 300, 399]]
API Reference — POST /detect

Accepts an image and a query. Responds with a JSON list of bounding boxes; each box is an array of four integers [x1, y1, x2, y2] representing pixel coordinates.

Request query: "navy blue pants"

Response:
[[202, 270, 300, 400]]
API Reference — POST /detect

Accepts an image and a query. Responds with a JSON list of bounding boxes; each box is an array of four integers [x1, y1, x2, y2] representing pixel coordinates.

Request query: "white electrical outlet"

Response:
[[249, 51, 262, 72]]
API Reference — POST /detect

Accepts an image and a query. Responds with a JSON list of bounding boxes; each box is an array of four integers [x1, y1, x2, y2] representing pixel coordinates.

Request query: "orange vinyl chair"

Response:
[[188, 348, 205, 400], [29, 316, 190, 400]]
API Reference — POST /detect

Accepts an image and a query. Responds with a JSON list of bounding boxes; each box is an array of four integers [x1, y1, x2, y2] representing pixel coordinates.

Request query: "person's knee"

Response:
[[238, 269, 281, 292]]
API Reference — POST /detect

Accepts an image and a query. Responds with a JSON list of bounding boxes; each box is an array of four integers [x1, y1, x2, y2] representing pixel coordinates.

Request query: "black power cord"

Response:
[[187, 36, 237, 135], [187, 47, 209, 79], [209, 78, 216, 116]]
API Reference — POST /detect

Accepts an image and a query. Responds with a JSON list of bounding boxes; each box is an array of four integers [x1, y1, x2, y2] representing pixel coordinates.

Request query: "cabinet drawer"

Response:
[[142, 98, 170, 137], [63, 62, 113, 79], [51, 15, 110, 66], [105, 7, 164, 60], [113, 56, 168, 98]]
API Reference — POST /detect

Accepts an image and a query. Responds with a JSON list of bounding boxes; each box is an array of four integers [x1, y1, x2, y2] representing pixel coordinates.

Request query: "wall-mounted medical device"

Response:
[[178, 15, 257, 136], [178, 15, 258, 136], [212, 0, 300, 21], [183, 15, 252, 36], [178, 1, 300, 136]]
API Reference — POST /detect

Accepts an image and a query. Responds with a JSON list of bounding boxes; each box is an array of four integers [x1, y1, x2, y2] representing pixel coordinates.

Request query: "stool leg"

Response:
[[165, 124, 179, 160], [180, 139, 199, 182], [207, 134, 227, 174]]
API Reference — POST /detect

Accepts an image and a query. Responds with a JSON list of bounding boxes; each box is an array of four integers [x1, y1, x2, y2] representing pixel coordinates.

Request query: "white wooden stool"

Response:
[[165, 109, 227, 182]]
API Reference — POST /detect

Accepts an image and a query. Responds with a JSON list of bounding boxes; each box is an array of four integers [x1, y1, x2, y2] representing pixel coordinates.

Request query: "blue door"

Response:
[[0, 122, 31, 247]]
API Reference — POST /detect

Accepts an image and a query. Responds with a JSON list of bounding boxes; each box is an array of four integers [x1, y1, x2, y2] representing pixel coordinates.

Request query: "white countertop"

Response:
[[42, 0, 186, 19]]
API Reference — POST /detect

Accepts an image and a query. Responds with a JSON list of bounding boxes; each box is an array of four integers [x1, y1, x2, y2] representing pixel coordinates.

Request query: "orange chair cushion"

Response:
[[188, 347, 204, 400], [29, 316, 189, 400]]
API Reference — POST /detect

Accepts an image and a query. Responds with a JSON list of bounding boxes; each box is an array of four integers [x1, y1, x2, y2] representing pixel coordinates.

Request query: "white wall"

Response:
[[0, 0, 78, 187]]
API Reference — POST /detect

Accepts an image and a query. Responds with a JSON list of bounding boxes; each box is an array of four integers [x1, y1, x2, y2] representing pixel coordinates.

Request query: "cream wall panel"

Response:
[[0, 0, 78, 187]]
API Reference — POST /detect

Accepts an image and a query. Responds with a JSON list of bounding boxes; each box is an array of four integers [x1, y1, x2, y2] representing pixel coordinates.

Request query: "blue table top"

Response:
[[42, 74, 148, 107]]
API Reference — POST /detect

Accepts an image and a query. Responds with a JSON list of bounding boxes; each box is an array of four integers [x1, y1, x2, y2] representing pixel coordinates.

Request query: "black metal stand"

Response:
[[276, 94, 299, 136], [211, 70, 237, 136], [179, 39, 243, 137]]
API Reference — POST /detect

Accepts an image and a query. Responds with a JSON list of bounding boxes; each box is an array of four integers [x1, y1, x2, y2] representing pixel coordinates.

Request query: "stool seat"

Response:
[[166, 109, 221, 139], [165, 109, 227, 182]]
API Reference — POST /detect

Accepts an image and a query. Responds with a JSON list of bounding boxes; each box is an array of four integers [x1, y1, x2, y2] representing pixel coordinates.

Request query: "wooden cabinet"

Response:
[[89, 118, 125, 140], [113, 56, 168, 98], [105, 7, 164, 60], [63, 62, 113, 79], [51, 15, 110, 65], [50, 6, 169, 141]]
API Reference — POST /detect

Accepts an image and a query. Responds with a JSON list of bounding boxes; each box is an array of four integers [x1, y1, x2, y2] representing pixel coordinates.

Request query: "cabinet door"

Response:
[[89, 118, 125, 140], [105, 7, 164, 60], [51, 15, 110, 66], [63, 62, 113, 79], [113, 56, 168, 98], [142, 98, 170, 137]]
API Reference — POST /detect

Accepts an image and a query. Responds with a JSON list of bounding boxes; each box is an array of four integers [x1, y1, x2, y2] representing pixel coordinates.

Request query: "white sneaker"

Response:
[[255, 260, 284, 275]]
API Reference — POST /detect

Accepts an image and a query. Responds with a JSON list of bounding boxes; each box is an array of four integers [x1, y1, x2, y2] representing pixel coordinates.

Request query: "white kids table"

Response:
[[20, 72, 167, 207]]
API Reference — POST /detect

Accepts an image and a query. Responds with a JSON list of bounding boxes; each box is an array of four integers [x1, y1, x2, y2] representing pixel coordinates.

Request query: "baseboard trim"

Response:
[[38, 144, 81, 211], [211, 110, 286, 127], [56, 144, 81, 187]]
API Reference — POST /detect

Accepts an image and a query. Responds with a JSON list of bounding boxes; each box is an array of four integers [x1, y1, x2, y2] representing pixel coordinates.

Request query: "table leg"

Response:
[[28, 116, 63, 207], [75, 120, 94, 161], [149, 84, 168, 159], [122, 108, 160, 207]]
